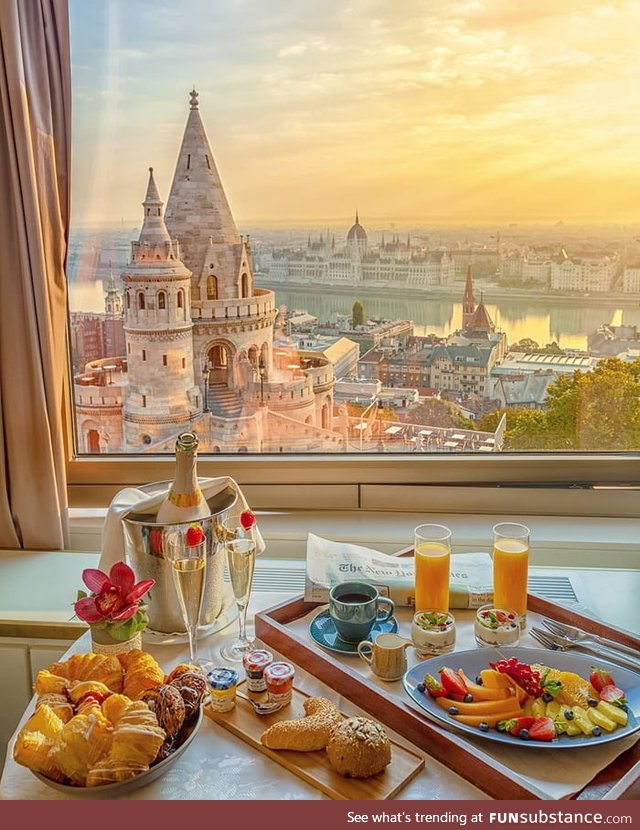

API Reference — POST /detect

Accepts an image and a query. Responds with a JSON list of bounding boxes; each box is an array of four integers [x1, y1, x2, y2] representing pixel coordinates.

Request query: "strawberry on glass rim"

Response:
[[185, 524, 205, 547], [240, 509, 256, 531]]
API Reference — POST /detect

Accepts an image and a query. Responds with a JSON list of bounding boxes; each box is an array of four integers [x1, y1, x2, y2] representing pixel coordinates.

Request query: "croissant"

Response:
[[35, 670, 69, 697], [50, 712, 113, 786], [47, 653, 124, 693], [22, 705, 65, 741], [260, 697, 342, 751], [36, 694, 74, 724], [86, 700, 165, 786], [102, 694, 133, 725], [13, 731, 65, 783], [118, 650, 164, 700]]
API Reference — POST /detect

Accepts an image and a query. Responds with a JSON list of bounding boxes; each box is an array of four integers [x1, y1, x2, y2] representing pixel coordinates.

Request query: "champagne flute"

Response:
[[221, 525, 256, 662], [167, 530, 207, 665]]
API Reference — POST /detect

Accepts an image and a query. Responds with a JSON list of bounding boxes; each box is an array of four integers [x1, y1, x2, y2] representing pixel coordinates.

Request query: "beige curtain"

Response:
[[0, 0, 71, 549]]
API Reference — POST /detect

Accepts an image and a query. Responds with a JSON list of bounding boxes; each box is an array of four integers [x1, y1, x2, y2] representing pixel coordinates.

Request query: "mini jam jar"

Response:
[[207, 667, 239, 713], [242, 649, 274, 694], [474, 605, 520, 648], [264, 661, 295, 706], [411, 610, 456, 657]]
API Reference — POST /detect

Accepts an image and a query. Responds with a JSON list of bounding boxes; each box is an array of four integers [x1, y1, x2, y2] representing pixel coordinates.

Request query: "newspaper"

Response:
[[304, 533, 493, 608]]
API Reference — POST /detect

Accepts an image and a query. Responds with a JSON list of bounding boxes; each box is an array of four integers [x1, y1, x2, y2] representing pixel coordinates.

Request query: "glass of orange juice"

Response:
[[492, 522, 530, 630], [414, 524, 451, 612]]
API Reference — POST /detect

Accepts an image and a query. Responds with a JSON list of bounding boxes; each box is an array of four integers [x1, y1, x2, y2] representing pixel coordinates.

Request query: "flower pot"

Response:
[[90, 627, 142, 656]]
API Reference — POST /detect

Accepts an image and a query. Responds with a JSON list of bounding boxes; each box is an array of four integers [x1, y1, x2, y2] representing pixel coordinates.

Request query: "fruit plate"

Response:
[[32, 707, 203, 797], [403, 647, 640, 749]]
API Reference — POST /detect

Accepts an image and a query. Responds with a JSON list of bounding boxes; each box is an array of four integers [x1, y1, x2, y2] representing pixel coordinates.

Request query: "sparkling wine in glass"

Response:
[[221, 528, 256, 662], [168, 533, 206, 665]]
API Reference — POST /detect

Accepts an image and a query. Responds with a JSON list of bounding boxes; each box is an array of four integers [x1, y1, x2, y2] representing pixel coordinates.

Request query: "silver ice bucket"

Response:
[[122, 484, 237, 635]]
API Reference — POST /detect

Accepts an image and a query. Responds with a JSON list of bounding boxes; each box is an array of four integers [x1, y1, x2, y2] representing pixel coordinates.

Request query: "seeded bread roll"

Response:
[[326, 717, 391, 778]]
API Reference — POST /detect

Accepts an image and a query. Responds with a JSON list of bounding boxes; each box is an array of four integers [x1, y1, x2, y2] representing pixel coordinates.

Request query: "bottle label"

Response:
[[167, 488, 204, 508]]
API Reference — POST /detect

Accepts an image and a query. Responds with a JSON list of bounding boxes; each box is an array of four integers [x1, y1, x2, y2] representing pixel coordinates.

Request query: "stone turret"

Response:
[[122, 168, 200, 446]]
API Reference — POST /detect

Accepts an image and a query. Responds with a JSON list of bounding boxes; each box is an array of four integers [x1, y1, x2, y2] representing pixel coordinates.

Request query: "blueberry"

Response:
[[448, 706, 459, 715], [542, 692, 553, 703], [587, 698, 598, 707], [475, 675, 483, 686], [417, 683, 426, 694], [591, 726, 602, 737], [479, 722, 489, 732], [564, 709, 574, 721], [519, 729, 530, 740], [620, 703, 629, 712], [510, 623, 517, 629], [463, 693, 474, 703]]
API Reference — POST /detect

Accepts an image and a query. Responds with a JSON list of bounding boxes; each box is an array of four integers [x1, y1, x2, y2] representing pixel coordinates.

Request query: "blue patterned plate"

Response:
[[309, 607, 398, 654], [403, 647, 640, 748]]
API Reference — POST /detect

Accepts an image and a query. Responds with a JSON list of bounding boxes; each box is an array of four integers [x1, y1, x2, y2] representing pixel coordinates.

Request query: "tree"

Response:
[[479, 359, 640, 451], [352, 300, 364, 328]]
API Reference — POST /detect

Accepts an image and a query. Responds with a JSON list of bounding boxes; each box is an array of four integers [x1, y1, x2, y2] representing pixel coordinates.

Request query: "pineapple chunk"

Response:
[[556, 709, 582, 736], [545, 701, 561, 719], [588, 707, 617, 732], [572, 707, 595, 736], [597, 700, 628, 726], [531, 698, 547, 719]]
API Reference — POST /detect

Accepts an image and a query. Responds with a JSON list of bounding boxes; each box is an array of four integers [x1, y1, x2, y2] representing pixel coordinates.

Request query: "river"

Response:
[[69, 279, 640, 351]]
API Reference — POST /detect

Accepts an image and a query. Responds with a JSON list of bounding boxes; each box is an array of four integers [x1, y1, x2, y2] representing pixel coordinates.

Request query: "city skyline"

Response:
[[70, 0, 640, 226]]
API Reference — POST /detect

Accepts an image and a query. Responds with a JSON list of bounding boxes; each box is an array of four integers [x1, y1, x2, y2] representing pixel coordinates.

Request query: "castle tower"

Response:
[[104, 265, 122, 316], [462, 265, 476, 330], [164, 90, 277, 395], [122, 168, 200, 447]]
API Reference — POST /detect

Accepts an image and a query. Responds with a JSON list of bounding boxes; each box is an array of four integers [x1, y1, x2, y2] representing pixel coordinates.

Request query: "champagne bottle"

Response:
[[156, 432, 210, 523]]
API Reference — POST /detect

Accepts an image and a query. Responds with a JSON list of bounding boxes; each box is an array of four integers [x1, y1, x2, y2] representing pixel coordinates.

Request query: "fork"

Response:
[[530, 627, 640, 673], [542, 618, 640, 662]]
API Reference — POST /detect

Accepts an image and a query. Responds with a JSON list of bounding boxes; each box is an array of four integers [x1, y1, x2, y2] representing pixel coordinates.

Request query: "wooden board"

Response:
[[205, 682, 424, 800], [254, 546, 640, 801]]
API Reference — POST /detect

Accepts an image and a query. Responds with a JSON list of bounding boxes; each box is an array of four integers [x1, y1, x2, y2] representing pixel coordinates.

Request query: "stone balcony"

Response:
[[191, 288, 275, 323]]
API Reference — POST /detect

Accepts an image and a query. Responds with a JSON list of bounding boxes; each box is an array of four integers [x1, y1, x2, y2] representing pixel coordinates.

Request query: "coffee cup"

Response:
[[328, 582, 395, 643], [357, 632, 411, 681]]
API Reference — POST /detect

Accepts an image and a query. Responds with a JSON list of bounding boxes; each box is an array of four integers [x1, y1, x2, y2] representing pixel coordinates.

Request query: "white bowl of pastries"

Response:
[[13, 650, 208, 795]]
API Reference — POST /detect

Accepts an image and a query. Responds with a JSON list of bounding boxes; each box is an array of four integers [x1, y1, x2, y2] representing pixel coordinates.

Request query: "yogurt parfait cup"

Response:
[[474, 605, 520, 648], [411, 610, 456, 657]]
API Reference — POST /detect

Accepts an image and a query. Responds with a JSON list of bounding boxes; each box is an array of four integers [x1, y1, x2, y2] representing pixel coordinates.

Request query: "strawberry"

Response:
[[423, 674, 446, 698], [240, 509, 256, 530], [186, 524, 205, 547], [599, 685, 627, 707], [498, 716, 536, 736], [528, 717, 556, 742], [149, 528, 163, 554], [439, 667, 468, 698], [590, 667, 614, 693]]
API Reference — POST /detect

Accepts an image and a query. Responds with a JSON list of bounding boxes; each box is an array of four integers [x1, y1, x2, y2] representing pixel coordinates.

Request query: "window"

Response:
[[163, 355, 167, 366], [65, 0, 639, 513]]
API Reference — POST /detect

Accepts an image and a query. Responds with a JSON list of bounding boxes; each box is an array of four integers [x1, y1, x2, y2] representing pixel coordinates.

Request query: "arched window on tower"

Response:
[[126, 292, 130, 309], [138, 292, 145, 310], [158, 291, 166, 310], [241, 273, 249, 298], [207, 275, 218, 300], [177, 290, 184, 308]]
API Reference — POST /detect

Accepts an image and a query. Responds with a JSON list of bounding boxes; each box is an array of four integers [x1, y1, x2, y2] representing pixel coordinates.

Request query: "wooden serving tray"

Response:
[[254, 549, 640, 801], [205, 682, 424, 800]]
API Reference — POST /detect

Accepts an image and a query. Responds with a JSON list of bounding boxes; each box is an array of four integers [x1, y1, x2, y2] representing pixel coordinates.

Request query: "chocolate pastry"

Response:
[[141, 685, 186, 737], [170, 670, 207, 718]]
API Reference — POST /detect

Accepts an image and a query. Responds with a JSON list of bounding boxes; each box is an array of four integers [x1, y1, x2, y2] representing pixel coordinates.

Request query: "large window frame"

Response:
[[64, 376, 640, 517]]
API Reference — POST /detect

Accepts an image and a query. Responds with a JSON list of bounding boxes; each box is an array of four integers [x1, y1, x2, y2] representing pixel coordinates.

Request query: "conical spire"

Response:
[[462, 264, 476, 331], [165, 89, 240, 278], [139, 167, 171, 244], [355, 208, 359, 225]]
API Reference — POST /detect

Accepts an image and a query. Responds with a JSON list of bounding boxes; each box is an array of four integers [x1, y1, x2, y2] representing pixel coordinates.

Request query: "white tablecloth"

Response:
[[0, 593, 485, 801]]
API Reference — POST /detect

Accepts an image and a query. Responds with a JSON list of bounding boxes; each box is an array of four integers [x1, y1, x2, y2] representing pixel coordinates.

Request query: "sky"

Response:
[[70, 0, 640, 227]]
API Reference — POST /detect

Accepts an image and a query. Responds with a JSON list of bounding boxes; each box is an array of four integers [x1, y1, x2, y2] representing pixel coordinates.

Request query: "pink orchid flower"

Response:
[[74, 562, 154, 623]]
